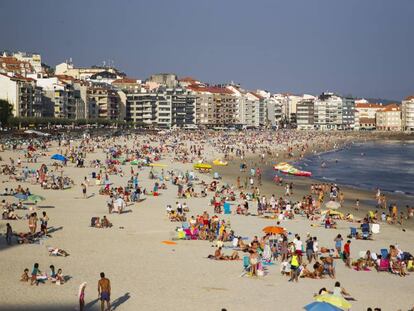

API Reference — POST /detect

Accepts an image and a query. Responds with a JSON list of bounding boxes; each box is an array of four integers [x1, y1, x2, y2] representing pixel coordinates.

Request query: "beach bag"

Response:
[[90, 217, 98, 227]]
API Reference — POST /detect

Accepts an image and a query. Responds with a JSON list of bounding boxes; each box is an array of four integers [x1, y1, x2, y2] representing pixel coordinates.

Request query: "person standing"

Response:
[[79, 282, 87, 311], [334, 234, 343, 256], [305, 236, 314, 263], [40, 211, 49, 235], [343, 240, 351, 268], [5, 223, 12, 245], [81, 182, 87, 199], [98, 272, 111, 311]]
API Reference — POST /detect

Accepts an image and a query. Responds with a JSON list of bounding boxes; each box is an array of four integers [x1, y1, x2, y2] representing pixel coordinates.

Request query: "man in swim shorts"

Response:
[[98, 272, 111, 311]]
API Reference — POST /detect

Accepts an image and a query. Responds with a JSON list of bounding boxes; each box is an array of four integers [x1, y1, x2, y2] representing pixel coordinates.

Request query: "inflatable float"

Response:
[[274, 162, 312, 177], [213, 159, 228, 166]]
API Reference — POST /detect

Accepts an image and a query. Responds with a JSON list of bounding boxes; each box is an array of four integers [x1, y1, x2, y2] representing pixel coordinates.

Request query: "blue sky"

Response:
[[0, 0, 413, 100]]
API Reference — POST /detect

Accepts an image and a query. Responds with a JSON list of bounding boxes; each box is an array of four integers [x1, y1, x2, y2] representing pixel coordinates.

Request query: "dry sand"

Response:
[[0, 137, 413, 311]]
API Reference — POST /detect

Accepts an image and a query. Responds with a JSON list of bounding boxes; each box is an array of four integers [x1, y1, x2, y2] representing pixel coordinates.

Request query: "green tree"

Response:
[[0, 99, 13, 127]]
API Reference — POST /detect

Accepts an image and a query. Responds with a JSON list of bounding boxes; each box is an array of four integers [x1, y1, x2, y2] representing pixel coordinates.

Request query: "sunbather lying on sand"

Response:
[[48, 247, 70, 257], [208, 247, 239, 260]]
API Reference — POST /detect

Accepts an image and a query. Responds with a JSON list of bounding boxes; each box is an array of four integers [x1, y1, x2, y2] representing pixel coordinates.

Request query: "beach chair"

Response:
[[349, 227, 357, 238], [239, 256, 251, 277], [224, 202, 231, 215], [377, 258, 390, 272], [380, 248, 389, 259]]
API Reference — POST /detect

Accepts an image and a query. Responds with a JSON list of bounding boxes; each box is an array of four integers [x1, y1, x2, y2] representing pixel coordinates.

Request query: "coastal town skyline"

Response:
[[1, 0, 414, 100]]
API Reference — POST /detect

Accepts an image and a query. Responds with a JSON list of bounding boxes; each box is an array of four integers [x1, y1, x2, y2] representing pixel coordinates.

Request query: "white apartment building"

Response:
[[313, 92, 343, 130], [55, 61, 122, 81], [226, 85, 265, 127], [354, 102, 383, 130], [125, 88, 195, 128], [36, 77, 79, 119], [0, 73, 38, 117], [12, 52, 43, 73], [402, 96, 414, 131]]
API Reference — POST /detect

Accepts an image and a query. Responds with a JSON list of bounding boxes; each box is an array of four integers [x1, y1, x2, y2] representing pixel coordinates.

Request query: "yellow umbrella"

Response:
[[314, 294, 351, 310], [149, 163, 168, 167]]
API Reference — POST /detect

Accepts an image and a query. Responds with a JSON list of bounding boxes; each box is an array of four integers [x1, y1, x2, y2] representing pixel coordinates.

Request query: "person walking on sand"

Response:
[[5, 223, 12, 245], [78, 282, 87, 311], [98, 272, 111, 311], [81, 182, 87, 199]]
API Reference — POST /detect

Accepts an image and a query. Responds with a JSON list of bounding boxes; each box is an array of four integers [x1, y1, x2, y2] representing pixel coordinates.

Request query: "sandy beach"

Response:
[[0, 130, 413, 311]]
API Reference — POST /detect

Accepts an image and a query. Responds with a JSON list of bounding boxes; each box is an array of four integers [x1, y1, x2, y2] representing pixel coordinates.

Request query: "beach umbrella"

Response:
[[314, 294, 351, 310], [304, 302, 342, 311], [130, 159, 139, 165], [262, 226, 286, 235], [51, 154, 67, 161], [14, 193, 28, 200], [325, 201, 341, 210], [28, 194, 45, 202]]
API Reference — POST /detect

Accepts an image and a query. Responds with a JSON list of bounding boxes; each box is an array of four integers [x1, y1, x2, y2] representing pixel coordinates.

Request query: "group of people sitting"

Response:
[[91, 216, 112, 228], [352, 246, 413, 276], [21, 263, 65, 286]]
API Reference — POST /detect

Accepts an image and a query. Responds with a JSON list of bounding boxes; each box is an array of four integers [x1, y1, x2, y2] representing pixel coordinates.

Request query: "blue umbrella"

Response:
[[304, 302, 342, 311], [14, 193, 28, 200], [51, 154, 67, 161]]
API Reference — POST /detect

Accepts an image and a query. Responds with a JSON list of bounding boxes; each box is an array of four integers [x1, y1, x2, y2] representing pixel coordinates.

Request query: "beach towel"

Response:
[[162, 240, 177, 245]]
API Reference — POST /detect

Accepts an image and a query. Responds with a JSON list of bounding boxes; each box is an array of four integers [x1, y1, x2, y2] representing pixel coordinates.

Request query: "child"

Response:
[[55, 269, 64, 285], [49, 265, 56, 282], [30, 263, 40, 285], [20, 268, 29, 282]]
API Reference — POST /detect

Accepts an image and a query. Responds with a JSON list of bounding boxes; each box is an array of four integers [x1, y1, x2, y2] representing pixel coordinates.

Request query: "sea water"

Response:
[[294, 140, 414, 196]]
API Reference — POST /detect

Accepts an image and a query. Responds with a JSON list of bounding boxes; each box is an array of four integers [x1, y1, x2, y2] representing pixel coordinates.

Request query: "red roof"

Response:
[[355, 103, 383, 109], [179, 76, 197, 82], [112, 77, 138, 84], [187, 84, 234, 95], [404, 95, 414, 101], [380, 103, 400, 112]]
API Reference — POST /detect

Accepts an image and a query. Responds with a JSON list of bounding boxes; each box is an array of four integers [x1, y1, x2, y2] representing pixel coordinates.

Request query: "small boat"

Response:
[[274, 162, 312, 177]]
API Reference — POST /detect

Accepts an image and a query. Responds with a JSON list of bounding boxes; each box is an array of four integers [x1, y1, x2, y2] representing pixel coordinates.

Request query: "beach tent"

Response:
[[51, 154, 67, 161]]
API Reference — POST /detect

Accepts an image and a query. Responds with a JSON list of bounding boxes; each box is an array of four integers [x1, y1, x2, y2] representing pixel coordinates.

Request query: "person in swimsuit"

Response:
[[40, 211, 49, 235], [98, 272, 111, 311]]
